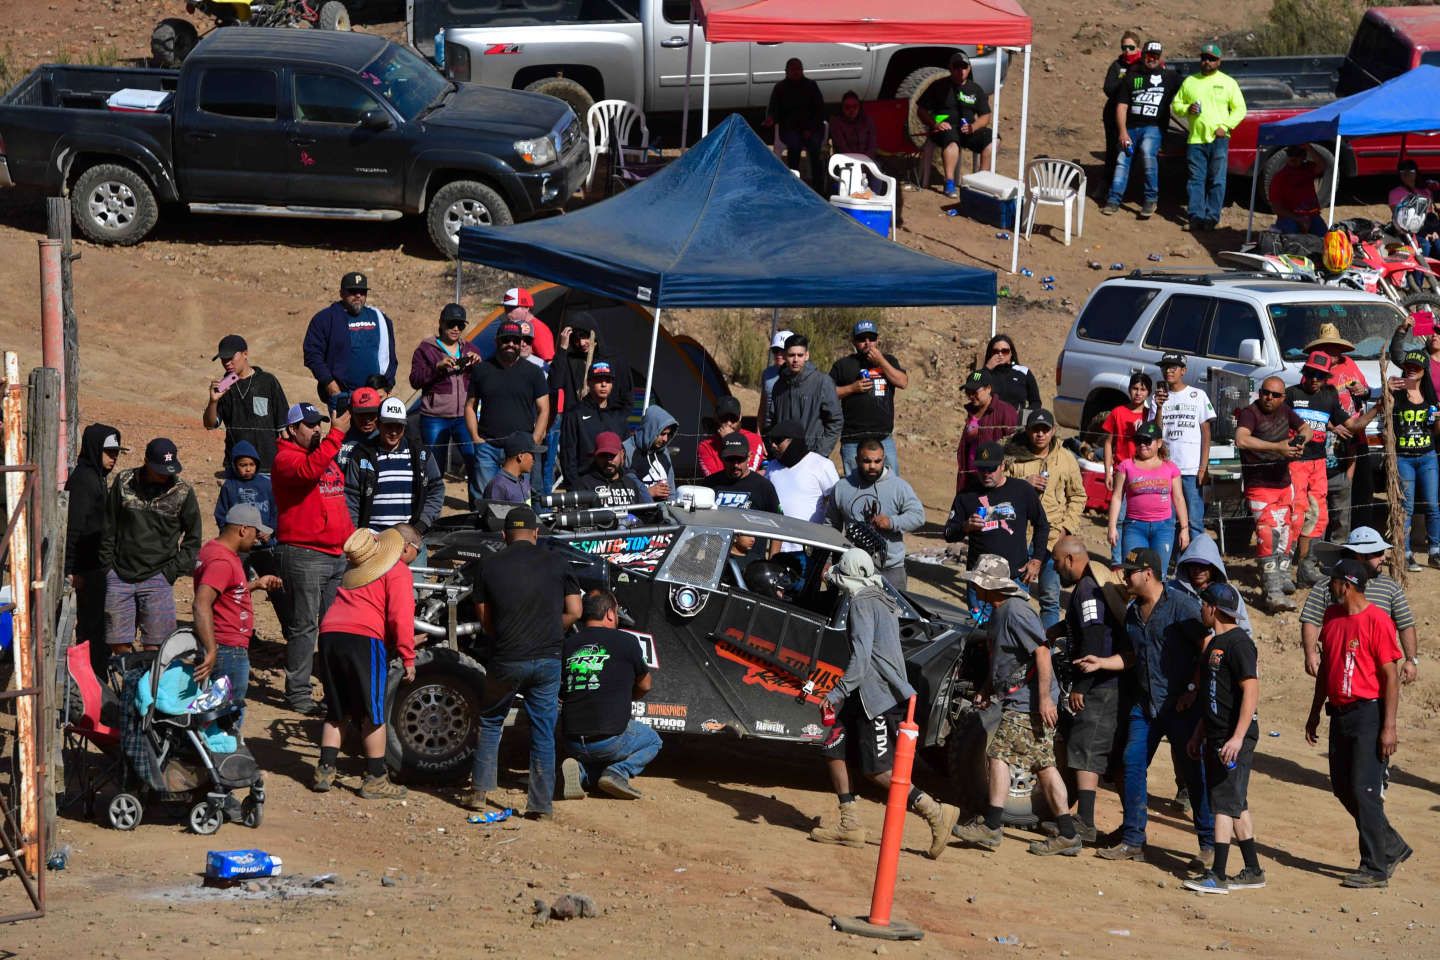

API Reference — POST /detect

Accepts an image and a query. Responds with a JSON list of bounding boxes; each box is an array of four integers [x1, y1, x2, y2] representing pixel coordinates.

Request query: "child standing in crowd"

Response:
[[1103, 372, 1155, 566], [214, 441, 277, 538], [1107, 421, 1188, 574]]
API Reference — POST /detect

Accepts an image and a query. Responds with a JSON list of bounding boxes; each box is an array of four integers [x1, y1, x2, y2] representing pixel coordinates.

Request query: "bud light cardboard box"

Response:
[[206, 849, 282, 880]]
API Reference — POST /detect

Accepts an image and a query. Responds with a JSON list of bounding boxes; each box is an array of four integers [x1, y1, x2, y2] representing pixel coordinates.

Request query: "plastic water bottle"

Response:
[[434, 30, 446, 69]]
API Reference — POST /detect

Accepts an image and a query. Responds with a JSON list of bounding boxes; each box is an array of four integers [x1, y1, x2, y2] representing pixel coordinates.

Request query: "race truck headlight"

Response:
[[514, 136, 557, 166]]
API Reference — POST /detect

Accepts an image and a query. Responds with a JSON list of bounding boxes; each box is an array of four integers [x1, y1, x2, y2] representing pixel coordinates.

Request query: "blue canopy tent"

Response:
[[1247, 65, 1440, 241], [458, 113, 996, 406]]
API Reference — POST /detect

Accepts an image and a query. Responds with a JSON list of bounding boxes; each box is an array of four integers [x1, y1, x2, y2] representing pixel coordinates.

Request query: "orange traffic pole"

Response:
[[867, 695, 918, 926]]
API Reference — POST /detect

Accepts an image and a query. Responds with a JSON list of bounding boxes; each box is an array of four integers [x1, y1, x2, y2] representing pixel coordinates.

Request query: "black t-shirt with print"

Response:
[[468, 357, 548, 440], [477, 540, 581, 662], [1284, 384, 1346, 461], [1202, 627, 1260, 742], [943, 477, 1048, 579], [1392, 390, 1435, 457], [922, 78, 991, 125], [830, 352, 905, 440], [560, 625, 648, 738], [215, 368, 288, 472], [1122, 63, 1180, 127], [700, 470, 781, 512]]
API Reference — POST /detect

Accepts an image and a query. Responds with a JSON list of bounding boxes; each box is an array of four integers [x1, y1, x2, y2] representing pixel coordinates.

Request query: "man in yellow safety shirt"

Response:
[[1172, 42, 1246, 232]]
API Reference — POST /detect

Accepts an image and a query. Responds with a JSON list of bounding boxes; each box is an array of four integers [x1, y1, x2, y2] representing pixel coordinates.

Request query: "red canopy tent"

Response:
[[682, 0, 1036, 277]]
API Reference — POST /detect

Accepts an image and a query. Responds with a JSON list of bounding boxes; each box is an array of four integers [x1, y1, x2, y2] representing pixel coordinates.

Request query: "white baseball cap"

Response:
[[770, 329, 796, 351], [379, 397, 408, 424]]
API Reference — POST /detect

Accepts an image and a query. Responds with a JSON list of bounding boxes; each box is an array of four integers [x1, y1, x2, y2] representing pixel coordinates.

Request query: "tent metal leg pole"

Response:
[[1327, 133, 1342, 226], [702, 43, 713, 137], [1010, 44, 1032, 275], [680, 1, 696, 150], [990, 48, 1003, 174], [1245, 148, 1261, 246], [991, 304, 997, 337], [642, 307, 664, 411], [454, 258, 462, 303]]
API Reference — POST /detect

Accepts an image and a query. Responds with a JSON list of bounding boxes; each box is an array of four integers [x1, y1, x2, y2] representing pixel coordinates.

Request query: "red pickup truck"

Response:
[[1166, 6, 1440, 193]]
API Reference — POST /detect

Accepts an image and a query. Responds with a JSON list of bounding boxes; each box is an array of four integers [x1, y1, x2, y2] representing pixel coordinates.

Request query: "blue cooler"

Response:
[[959, 171, 1022, 229], [831, 196, 892, 238]]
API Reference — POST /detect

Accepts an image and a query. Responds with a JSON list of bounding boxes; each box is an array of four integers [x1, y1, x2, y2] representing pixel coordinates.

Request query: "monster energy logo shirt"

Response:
[[1124, 63, 1179, 126], [560, 625, 649, 738]]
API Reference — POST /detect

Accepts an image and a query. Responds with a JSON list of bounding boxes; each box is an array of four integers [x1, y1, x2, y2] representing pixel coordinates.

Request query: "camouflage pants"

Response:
[[987, 708, 1056, 772]]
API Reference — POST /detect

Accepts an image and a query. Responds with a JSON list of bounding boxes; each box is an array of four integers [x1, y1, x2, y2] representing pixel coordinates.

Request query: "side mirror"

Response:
[[1238, 338, 1264, 365], [360, 110, 392, 131]]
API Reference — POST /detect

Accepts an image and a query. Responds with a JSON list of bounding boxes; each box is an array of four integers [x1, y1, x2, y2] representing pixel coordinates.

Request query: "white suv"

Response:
[[1054, 271, 1407, 437]]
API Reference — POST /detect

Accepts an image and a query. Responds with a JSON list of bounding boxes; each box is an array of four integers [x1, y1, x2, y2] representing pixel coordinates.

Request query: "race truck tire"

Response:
[[71, 164, 160, 246], [150, 17, 198, 68], [386, 646, 487, 784], [943, 705, 1036, 827], [522, 76, 596, 119], [317, 1, 351, 32], [894, 65, 949, 152], [426, 179, 513, 258], [1260, 143, 1335, 215], [1401, 290, 1440, 316]]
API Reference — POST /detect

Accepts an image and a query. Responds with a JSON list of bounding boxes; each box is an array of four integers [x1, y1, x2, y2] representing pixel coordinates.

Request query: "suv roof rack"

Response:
[[1105, 269, 1311, 285]]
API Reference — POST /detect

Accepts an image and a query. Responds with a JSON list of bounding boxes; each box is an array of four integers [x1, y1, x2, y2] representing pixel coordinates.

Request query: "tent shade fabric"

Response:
[[697, 0, 1033, 46], [1257, 65, 1440, 147], [458, 114, 996, 308]]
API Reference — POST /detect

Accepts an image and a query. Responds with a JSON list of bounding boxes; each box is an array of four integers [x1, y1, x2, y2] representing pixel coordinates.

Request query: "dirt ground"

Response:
[[2, 0, 1439, 955]]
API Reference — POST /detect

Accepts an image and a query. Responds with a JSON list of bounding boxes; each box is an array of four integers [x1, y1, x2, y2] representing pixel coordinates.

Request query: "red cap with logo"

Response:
[[1303, 351, 1335, 375], [503, 288, 535, 309], [351, 387, 383, 413]]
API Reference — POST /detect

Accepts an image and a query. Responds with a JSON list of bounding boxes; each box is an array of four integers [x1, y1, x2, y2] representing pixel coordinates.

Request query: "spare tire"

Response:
[[523, 76, 595, 119], [894, 65, 948, 151], [150, 18, 199, 68], [317, 1, 351, 32], [1260, 143, 1336, 215]]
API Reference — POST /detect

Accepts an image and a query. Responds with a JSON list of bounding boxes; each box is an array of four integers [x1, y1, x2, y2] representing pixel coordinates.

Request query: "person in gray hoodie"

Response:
[[623, 406, 678, 501], [1169, 535, 1253, 634], [770, 334, 843, 457], [827, 437, 924, 590], [809, 548, 959, 858]]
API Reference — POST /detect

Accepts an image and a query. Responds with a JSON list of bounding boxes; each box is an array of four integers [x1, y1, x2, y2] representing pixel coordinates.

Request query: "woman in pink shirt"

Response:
[[1390, 159, 1440, 256], [1107, 421, 1188, 573]]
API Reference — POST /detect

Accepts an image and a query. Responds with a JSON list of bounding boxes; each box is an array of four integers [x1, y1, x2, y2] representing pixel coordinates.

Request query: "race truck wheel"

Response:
[[71, 164, 159, 246], [522, 76, 595, 119], [386, 646, 487, 784], [426, 180, 513, 258], [317, 1, 351, 31], [894, 65, 948, 152], [150, 18, 198, 68], [1401, 290, 1440, 316], [943, 706, 1036, 827], [1260, 143, 1335, 215]]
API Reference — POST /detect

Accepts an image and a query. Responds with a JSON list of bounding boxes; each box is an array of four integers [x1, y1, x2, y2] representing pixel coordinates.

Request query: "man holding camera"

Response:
[[410, 303, 482, 481]]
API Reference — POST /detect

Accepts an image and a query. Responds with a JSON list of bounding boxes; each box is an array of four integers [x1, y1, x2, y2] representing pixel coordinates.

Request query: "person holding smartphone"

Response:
[[410, 303, 483, 481], [203, 334, 289, 473]]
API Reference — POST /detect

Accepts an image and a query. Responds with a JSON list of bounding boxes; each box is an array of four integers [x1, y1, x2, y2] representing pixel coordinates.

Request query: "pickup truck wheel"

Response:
[[427, 180, 513, 258], [522, 77, 595, 118], [894, 66, 949, 151], [317, 1, 351, 31], [1260, 143, 1335, 215], [150, 17, 198, 68], [385, 646, 487, 784], [71, 164, 159, 246]]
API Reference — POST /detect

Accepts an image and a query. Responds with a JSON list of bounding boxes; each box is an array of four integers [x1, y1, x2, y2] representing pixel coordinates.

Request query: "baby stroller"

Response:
[[71, 630, 264, 834]]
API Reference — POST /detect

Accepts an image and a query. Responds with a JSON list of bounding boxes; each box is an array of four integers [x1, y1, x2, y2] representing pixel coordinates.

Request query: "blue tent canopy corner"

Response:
[[1258, 64, 1440, 146], [457, 113, 996, 309]]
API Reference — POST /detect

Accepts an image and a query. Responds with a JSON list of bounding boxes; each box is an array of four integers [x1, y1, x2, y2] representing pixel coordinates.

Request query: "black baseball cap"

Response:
[[144, 437, 182, 476], [504, 506, 539, 531], [1330, 558, 1370, 588], [1122, 547, 1162, 575], [973, 441, 1005, 471], [720, 434, 750, 460], [768, 420, 806, 441], [1026, 408, 1055, 430], [715, 396, 742, 420], [213, 334, 247, 361], [1143, 40, 1163, 55], [440, 303, 467, 326], [964, 369, 995, 392], [1159, 352, 1187, 368], [1200, 582, 1242, 617], [1402, 349, 1428, 369], [1134, 421, 1162, 442], [949, 51, 970, 69], [501, 432, 545, 459], [341, 271, 368, 292]]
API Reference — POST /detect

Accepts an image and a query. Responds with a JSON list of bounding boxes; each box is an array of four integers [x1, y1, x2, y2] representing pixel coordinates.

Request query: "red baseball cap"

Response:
[[503, 288, 534, 309], [351, 387, 383, 413], [1302, 351, 1335, 376], [593, 431, 623, 456]]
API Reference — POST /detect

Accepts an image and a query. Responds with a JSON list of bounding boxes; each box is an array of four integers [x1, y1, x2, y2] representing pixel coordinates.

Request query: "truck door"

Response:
[[649, 0, 750, 113], [287, 72, 409, 209], [176, 66, 291, 203], [747, 41, 869, 108]]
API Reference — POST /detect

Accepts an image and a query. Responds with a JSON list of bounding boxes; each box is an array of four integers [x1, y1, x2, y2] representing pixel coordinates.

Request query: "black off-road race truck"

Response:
[[389, 492, 1039, 823]]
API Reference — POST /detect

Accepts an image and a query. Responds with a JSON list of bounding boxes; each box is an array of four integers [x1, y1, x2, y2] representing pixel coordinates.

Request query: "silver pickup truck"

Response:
[[406, 0, 1008, 119]]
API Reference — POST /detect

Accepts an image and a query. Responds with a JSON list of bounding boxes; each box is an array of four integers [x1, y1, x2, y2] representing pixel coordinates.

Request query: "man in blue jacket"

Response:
[[303, 271, 398, 408]]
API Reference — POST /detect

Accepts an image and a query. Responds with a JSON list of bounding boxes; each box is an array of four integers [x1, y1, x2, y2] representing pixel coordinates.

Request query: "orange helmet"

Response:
[[1323, 227, 1353, 273]]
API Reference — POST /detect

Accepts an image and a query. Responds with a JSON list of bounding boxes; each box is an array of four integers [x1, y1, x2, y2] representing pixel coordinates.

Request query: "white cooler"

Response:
[[106, 88, 173, 113], [959, 171, 1023, 228]]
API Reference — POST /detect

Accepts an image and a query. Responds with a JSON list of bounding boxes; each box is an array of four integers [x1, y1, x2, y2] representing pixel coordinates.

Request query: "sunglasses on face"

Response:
[[497, 337, 522, 346], [443, 320, 466, 329], [1029, 424, 1053, 433], [854, 334, 877, 343], [1122, 44, 1138, 51], [1136, 437, 1157, 445], [1258, 388, 1284, 399], [1200, 54, 1219, 62], [992, 346, 1012, 355], [343, 289, 367, 296], [975, 464, 1000, 474]]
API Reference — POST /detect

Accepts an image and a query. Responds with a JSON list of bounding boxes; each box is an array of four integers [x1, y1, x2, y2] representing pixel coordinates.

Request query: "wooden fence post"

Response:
[[46, 198, 79, 468], [27, 367, 64, 845]]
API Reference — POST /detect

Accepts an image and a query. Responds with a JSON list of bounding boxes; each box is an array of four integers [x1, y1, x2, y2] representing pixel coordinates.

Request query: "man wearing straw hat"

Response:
[[311, 525, 419, 800], [951, 554, 1079, 856], [1303, 323, 1372, 540]]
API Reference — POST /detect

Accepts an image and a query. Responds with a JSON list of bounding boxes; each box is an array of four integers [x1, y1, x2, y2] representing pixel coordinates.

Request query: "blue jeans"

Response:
[[273, 543, 346, 708], [1181, 474, 1205, 540], [1034, 554, 1061, 630], [420, 415, 473, 478], [472, 658, 561, 815], [469, 440, 508, 508], [565, 719, 663, 787], [967, 578, 1031, 626], [213, 644, 250, 732], [840, 436, 900, 477], [1107, 124, 1162, 205], [536, 421, 561, 497], [1397, 453, 1440, 556], [1123, 517, 1176, 577], [1110, 495, 1127, 566], [1120, 703, 1215, 848], [1186, 139, 1229, 223], [1274, 213, 1327, 236]]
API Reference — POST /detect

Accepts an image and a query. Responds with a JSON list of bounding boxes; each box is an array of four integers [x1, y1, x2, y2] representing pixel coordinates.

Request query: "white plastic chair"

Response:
[[828, 154, 897, 239], [771, 121, 829, 161], [585, 99, 649, 191], [1022, 158, 1086, 245]]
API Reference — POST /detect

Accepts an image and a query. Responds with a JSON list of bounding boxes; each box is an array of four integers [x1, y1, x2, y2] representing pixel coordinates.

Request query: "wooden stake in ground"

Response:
[[1378, 352, 1406, 588]]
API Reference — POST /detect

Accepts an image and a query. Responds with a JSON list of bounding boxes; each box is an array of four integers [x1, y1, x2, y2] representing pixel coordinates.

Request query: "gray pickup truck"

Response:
[[406, 0, 1008, 119]]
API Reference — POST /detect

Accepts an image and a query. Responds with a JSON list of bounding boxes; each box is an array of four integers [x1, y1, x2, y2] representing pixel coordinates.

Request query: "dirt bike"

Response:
[[151, 1, 352, 68]]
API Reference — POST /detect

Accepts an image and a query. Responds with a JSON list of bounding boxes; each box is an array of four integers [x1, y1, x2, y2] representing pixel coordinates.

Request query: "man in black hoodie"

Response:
[[67, 424, 125, 671]]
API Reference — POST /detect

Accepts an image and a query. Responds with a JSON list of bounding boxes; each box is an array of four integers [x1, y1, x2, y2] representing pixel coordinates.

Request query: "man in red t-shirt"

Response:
[[193, 504, 283, 731], [1234, 375, 1305, 611], [1305, 559, 1409, 888], [1268, 145, 1326, 236]]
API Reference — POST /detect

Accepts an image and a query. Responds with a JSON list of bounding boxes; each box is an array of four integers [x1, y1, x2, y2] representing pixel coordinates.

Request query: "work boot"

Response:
[[1296, 546, 1326, 586], [359, 772, 407, 800], [951, 817, 1002, 851], [597, 772, 643, 800], [1277, 555, 1297, 595], [1261, 559, 1295, 612], [911, 792, 961, 860], [809, 799, 867, 847], [1096, 841, 1146, 861], [462, 788, 489, 812], [1028, 833, 1082, 856], [311, 763, 337, 793]]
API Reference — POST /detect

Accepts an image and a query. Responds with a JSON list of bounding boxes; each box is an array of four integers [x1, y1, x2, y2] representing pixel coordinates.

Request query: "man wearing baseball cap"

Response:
[[1104, 39, 1178, 220], [1234, 374, 1305, 610], [697, 396, 765, 477], [559, 359, 629, 488], [66, 423, 126, 667], [1299, 527, 1419, 684], [303, 271, 397, 406], [344, 396, 444, 536], [1306, 559, 1410, 888], [98, 438, 202, 652], [956, 369, 1019, 493], [943, 441, 1047, 604], [409, 303, 482, 485], [759, 328, 795, 432], [272, 400, 354, 715], [466, 318, 550, 506], [830, 319, 908, 475], [1171, 42, 1246, 231], [570, 432, 652, 508], [701, 433, 780, 514], [916, 50, 994, 198], [202, 333, 289, 472], [193, 503, 282, 731], [1285, 352, 1377, 588], [1004, 408, 1086, 628], [503, 288, 555, 362], [484, 432, 545, 504]]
